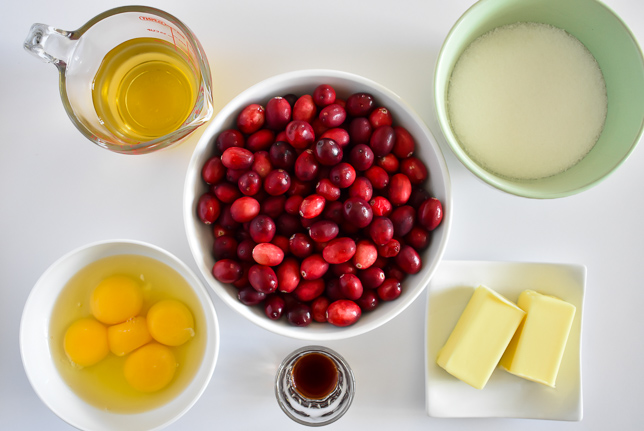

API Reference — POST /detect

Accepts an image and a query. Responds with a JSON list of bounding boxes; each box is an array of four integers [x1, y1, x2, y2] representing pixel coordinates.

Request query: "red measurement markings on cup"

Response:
[[139, 16, 189, 51]]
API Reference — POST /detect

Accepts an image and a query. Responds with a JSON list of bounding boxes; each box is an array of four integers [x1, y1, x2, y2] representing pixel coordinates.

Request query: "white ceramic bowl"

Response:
[[20, 240, 219, 431], [184, 69, 452, 340]]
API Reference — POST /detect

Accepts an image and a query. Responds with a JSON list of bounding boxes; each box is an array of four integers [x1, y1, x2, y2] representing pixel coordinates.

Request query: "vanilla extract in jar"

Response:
[[275, 346, 355, 426], [291, 352, 339, 400]]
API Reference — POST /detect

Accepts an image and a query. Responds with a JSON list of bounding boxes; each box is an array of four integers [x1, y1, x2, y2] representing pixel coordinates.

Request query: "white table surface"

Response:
[[1, 0, 643, 430]]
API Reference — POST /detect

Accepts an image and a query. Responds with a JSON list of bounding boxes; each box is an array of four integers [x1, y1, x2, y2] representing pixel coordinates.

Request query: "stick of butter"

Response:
[[436, 285, 525, 390], [499, 290, 576, 387]]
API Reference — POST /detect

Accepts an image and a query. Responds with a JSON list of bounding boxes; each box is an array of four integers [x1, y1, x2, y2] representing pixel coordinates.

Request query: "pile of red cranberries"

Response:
[[197, 84, 443, 327]]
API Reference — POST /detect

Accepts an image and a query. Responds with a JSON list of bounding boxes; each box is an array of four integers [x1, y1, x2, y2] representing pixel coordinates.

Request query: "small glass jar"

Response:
[[275, 345, 355, 426]]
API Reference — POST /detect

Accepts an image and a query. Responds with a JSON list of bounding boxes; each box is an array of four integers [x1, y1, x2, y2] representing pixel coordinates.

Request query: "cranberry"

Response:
[[248, 264, 278, 293], [264, 294, 285, 320], [294, 150, 319, 181], [292, 95, 317, 123], [264, 169, 291, 196], [320, 128, 350, 147], [221, 147, 254, 170], [329, 163, 356, 188], [300, 254, 329, 280], [287, 303, 312, 327], [238, 171, 262, 196], [246, 129, 275, 152], [352, 240, 377, 269], [202, 156, 226, 184], [395, 245, 422, 274], [369, 196, 393, 217], [369, 107, 393, 128], [237, 239, 256, 262], [212, 259, 243, 283], [349, 144, 375, 171], [276, 257, 301, 293], [293, 278, 324, 302], [289, 233, 314, 258], [265, 97, 292, 130], [364, 166, 389, 189], [322, 237, 357, 264], [251, 151, 273, 178], [311, 296, 330, 322], [252, 243, 284, 266], [248, 215, 276, 243], [319, 103, 346, 128], [417, 197, 443, 231], [356, 290, 379, 312], [343, 197, 373, 228], [215, 129, 245, 154], [388, 173, 412, 206], [238, 286, 266, 306], [284, 195, 304, 215], [197, 193, 220, 224], [309, 220, 340, 242], [312, 84, 336, 107], [232, 263, 251, 289], [299, 194, 326, 219], [283, 93, 297, 107], [268, 141, 296, 170], [285, 120, 315, 149], [260, 195, 286, 219], [339, 273, 363, 300], [230, 196, 260, 223], [316, 179, 341, 201], [348, 117, 373, 145], [392, 126, 415, 158], [400, 157, 428, 185], [313, 138, 343, 166], [377, 239, 401, 258], [368, 216, 394, 245], [376, 153, 400, 174], [377, 278, 402, 301], [326, 300, 361, 327], [358, 267, 386, 289], [390, 205, 415, 236], [348, 177, 373, 201], [346, 93, 375, 117], [405, 226, 431, 250], [237, 104, 265, 134], [369, 126, 396, 157]]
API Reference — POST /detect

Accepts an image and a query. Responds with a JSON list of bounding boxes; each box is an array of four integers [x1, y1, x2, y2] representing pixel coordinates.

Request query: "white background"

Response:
[[1, 0, 643, 430]]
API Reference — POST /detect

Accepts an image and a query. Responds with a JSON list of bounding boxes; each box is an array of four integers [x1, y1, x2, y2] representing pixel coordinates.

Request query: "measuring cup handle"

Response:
[[24, 23, 76, 67]]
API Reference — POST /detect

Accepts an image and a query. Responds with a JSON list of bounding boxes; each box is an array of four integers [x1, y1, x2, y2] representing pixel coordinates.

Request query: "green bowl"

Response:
[[435, 0, 644, 198]]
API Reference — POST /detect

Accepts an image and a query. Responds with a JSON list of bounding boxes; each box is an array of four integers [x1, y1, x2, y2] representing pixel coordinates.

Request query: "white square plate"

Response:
[[425, 260, 585, 420]]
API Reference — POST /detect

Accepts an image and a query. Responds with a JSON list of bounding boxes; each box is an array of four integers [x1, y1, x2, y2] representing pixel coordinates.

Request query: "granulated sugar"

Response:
[[447, 22, 607, 180]]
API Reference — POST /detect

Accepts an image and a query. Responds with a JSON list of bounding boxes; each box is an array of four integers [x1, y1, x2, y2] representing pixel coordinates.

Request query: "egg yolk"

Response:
[[124, 343, 177, 392], [146, 299, 195, 346], [64, 318, 109, 367], [107, 316, 152, 356], [91, 275, 143, 325]]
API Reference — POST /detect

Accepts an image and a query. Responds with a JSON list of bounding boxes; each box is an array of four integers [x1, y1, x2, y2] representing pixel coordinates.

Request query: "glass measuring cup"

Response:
[[24, 6, 213, 154]]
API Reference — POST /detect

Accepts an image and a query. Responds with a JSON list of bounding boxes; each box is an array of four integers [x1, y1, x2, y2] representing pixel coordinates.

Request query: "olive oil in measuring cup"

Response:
[[92, 37, 199, 142]]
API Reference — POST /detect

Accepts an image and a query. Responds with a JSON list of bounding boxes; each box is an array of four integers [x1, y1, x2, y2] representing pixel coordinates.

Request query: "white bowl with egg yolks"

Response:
[[20, 239, 219, 431]]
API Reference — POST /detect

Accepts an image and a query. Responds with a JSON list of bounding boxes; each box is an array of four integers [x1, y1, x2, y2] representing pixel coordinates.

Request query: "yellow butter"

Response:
[[499, 290, 576, 387], [437, 285, 525, 390]]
